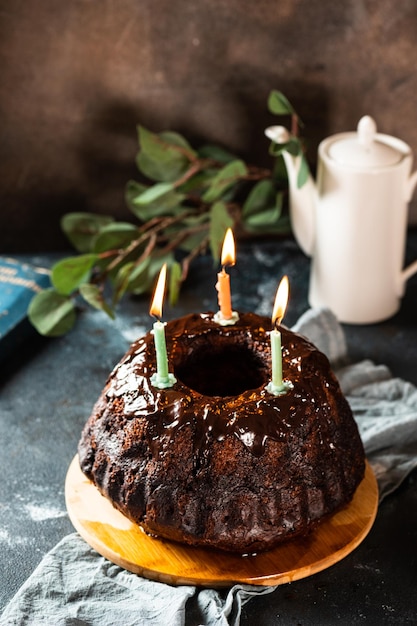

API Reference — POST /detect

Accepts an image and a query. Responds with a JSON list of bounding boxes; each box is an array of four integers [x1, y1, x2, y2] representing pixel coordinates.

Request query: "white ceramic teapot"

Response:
[[266, 116, 417, 324]]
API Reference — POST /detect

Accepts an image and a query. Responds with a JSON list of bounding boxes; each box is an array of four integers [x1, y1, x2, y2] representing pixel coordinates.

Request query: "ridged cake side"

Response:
[[78, 312, 365, 553]]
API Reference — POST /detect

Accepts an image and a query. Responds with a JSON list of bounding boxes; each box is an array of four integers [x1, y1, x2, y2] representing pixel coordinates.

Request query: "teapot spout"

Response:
[[265, 126, 316, 257]]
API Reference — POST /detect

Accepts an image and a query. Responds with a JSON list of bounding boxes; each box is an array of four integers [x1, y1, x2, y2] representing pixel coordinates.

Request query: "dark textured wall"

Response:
[[2, 0, 417, 251]]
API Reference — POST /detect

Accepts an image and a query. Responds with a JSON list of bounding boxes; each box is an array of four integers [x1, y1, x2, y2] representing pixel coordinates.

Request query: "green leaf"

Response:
[[79, 283, 115, 318], [136, 126, 194, 182], [242, 180, 276, 219], [61, 212, 114, 253], [125, 180, 147, 209], [182, 212, 211, 227], [124, 257, 151, 293], [28, 289, 76, 337], [51, 254, 98, 295], [269, 137, 301, 157], [202, 160, 248, 203], [133, 181, 174, 204], [178, 229, 208, 253], [197, 144, 238, 164], [92, 223, 139, 253], [267, 90, 296, 116], [129, 251, 174, 296], [243, 191, 286, 234], [112, 262, 136, 305], [125, 180, 185, 221], [259, 214, 291, 235], [244, 201, 282, 229], [272, 153, 290, 184], [297, 154, 310, 188], [176, 169, 216, 195], [169, 261, 182, 306], [163, 212, 209, 253], [209, 201, 234, 262], [160, 130, 196, 154]]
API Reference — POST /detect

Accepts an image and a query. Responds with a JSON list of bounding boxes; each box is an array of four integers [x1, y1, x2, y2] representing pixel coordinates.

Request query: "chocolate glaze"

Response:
[[78, 311, 366, 553], [106, 312, 336, 457]]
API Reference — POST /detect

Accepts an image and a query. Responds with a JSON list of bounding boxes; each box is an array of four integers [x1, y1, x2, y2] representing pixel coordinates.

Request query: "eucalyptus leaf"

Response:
[[242, 191, 288, 233], [267, 214, 291, 234], [297, 153, 310, 188], [169, 261, 182, 306], [272, 153, 289, 184], [269, 138, 301, 157], [133, 182, 174, 204], [182, 212, 211, 227], [124, 257, 151, 293], [177, 169, 216, 195], [197, 144, 237, 164], [244, 203, 282, 228], [51, 254, 98, 295], [126, 181, 185, 222], [202, 160, 248, 203], [125, 180, 147, 209], [209, 201, 234, 262], [93, 223, 139, 254], [136, 126, 194, 182], [163, 212, 209, 252], [79, 283, 115, 318], [267, 90, 295, 116], [178, 229, 208, 253], [129, 252, 174, 296], [61, 212, 114, 253], [28, 289, 76, 337], [159, 130, 196, 154], [242, 180, 276, 219], [164, 211, 209, 234], [30, 91, 303, 340], [109, 261, 134, 306]]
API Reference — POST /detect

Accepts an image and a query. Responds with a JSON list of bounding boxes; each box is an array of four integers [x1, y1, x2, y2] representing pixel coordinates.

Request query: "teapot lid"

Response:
[[327, 116, 402, 167]]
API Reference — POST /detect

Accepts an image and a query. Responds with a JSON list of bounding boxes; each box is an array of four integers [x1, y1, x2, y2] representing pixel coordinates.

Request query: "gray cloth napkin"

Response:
[[2, 308, 417, 626], [292, 308, 417, 500]]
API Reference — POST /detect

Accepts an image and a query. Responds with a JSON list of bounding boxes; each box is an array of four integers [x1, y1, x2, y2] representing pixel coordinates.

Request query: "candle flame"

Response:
[[221, 228, 235, 267], [272, 275, 289, 326], [150, 263, 167, 319]]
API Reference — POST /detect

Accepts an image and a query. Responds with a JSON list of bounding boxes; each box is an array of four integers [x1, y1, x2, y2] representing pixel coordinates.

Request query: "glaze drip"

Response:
[[106, 312, 337, 457], [78, 309, 366, 553]]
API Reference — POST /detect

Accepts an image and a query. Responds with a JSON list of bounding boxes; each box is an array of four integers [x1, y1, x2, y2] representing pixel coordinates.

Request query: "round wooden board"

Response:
[[65, 456, 378, 588]]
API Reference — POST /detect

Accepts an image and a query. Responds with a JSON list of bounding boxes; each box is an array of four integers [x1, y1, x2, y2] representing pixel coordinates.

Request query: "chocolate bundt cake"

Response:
[[78, 312, 365, 554]]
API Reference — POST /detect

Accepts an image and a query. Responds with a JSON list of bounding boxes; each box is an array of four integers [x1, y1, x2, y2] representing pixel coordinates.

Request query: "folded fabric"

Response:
[[293, 308, 417, 501], [2, 308, 417, 626]]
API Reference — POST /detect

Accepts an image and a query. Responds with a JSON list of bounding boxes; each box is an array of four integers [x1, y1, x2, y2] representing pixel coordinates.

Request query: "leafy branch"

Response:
[[28, 90, 308, 336]]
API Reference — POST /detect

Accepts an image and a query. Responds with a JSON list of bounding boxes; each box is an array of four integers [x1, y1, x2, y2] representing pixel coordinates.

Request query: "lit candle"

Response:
[[266, 275, 293, 396], [149, 264, 177, 389], [214, 228, 239, 326]]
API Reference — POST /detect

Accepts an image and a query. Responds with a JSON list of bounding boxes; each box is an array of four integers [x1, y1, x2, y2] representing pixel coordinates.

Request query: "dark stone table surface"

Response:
[[1, 232, 417, 624]]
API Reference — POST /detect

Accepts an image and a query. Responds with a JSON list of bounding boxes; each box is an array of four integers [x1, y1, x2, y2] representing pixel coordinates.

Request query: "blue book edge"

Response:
[[0, 257, 51, 360]]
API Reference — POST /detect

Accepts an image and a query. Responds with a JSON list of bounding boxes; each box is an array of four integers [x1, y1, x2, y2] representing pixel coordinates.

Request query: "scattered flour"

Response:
[[24, 504, 67, 522], [0, 528, 30, 547], [253, 246, 279, 268], [255, 278, 277, 316], [115, 319, 147, 343]]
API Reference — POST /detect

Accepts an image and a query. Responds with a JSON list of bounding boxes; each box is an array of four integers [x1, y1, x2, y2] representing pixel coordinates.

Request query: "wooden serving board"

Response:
[[65, 456, 378, 587]]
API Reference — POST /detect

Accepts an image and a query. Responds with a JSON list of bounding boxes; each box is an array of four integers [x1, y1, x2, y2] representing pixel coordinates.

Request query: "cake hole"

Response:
[[174, 344, 268, 397]]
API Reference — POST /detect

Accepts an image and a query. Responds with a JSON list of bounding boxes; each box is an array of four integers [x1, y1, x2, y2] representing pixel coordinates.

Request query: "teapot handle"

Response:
[[406, 169, 417, 202], [400, 170, 417, 287], [402, 260, 417, 283]]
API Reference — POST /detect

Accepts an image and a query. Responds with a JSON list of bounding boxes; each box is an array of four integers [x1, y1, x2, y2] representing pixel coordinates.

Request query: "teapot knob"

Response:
[[357, 115, 377, 149]]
